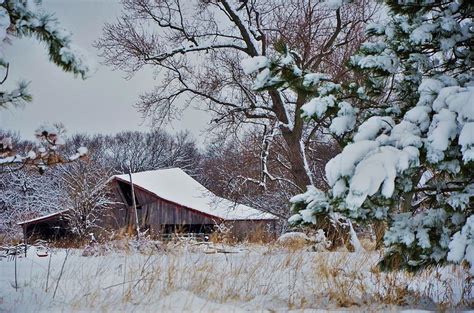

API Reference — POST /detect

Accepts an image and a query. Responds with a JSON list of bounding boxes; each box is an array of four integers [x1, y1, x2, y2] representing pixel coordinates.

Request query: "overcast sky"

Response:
[[1, 0, 210, 144]]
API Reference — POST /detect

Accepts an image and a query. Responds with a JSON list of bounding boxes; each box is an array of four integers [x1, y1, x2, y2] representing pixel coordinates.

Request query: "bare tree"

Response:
[[62, 130, 200, 175], [199, 129, 338, 220], [96, 0, 377, 191], [102, 130, 200, 175], [59, 159, 114, 239], [0, 167, 63, 240]]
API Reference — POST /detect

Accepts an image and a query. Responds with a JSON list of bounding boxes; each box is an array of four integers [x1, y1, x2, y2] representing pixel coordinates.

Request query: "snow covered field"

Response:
[[0, 244, 472, 312], [0, 242, 472, 312]]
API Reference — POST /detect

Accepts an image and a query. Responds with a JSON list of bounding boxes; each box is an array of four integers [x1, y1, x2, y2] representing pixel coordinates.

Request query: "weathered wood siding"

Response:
[[98, 183, 129, 230], [146, 199, 217, 229]]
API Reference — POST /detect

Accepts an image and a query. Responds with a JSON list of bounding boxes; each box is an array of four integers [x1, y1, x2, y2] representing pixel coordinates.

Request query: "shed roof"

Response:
[[114, 168, 277, 221], [18, 209, 69, 226]]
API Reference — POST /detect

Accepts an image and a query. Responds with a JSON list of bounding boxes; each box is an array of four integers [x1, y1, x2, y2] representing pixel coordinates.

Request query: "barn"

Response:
[[19, 168, 278, 241], [107, 168, 278, 240]]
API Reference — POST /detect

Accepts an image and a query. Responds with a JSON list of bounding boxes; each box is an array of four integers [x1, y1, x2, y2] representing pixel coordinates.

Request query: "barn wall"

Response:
[[97, 183, 130, 231], [99, 204, 129, 231], [146, 199, 218, 233]]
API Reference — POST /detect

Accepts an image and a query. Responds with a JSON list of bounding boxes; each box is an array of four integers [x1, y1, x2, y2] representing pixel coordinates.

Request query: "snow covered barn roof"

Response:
[[114, 168, 277, 221]]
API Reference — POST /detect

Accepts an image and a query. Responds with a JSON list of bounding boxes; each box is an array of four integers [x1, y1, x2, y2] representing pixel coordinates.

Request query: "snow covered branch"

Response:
[[0, 125, 88, 173], [0, 0, 95, 108], [287, 0, 474, 274]]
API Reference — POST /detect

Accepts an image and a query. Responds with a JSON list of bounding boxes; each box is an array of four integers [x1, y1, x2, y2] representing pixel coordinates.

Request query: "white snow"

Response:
[[299, 208, 317, 224], [59, 44, 96, 79], [301, 95, 336, 118], [389, 121, 423, 148], [77, 146, 88, 155], [277, 231, 331, 251], [115, 168, 277, 221], [324, 0, 347, 10], [68, 146, 88, 161], [329, 102, 357, 136], [287, 213, 302, 224], [332, 179, 347, 197], [351, 53, 398, 74], [431, 85, 459, 111], [353, 116, 395, 142], [0, 244, 470, 312], [302, 73, 327, 87], [290, 186, 329, 214], [252, 68, 272, 90], [446, 86, 474, 123], [241, 56, 269, 75], [348, 220, 363, 252], [426, 108, 457, 163], [404, 106, 431, 131], [346, 146, 418, 209], [459, 123, 474, 163], [0, 6, 10, 43], [277, 232, 311, 243], [330, 115, 355, 136], [410, 23, 437, 45], [448, 216, 474, 275], [17, 209, 69, 225], [26, 150, 36, 159], [0, 136, 12, 150], [325, 140, 380, 186]]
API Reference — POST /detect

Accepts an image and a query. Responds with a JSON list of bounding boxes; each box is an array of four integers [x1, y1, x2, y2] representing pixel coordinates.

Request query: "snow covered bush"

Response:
[[246, 0, 473, 273]]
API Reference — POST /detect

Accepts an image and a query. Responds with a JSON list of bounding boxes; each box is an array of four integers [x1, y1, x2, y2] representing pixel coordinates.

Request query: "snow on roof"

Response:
[[114, 168, 277, 221], [18, 209, 69, 225]]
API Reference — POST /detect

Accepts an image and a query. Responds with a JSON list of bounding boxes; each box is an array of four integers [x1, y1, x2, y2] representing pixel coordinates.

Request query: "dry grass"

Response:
[[0, 242, 472, 312], [359, 237, 377, 251], [275, 236, 311, 252]]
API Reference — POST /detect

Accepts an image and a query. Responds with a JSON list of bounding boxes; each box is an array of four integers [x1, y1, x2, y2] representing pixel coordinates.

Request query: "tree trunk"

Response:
[[373, 220, 386, 250], [281, 130, 312, 191], [269, 90, 313, 192]]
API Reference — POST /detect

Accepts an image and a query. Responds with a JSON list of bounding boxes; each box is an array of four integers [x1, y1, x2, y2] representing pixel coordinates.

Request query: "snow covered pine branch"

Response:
[[0, 126, 88, 172], [245, 0, 474, 274], [0, 0, 95, 170]]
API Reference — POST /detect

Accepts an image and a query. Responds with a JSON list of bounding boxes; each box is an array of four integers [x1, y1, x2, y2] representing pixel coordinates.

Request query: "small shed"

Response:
[[108, 168, 278, 240], [18, 209, 71, 241]]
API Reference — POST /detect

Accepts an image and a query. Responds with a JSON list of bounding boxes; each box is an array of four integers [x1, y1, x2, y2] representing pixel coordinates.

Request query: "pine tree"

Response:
[[0, 0, 93, 169], [246, 0, 473, 273]]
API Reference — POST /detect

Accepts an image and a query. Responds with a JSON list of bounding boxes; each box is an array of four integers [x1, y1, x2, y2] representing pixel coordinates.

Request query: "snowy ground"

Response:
[[0, 242, 472, 312]]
